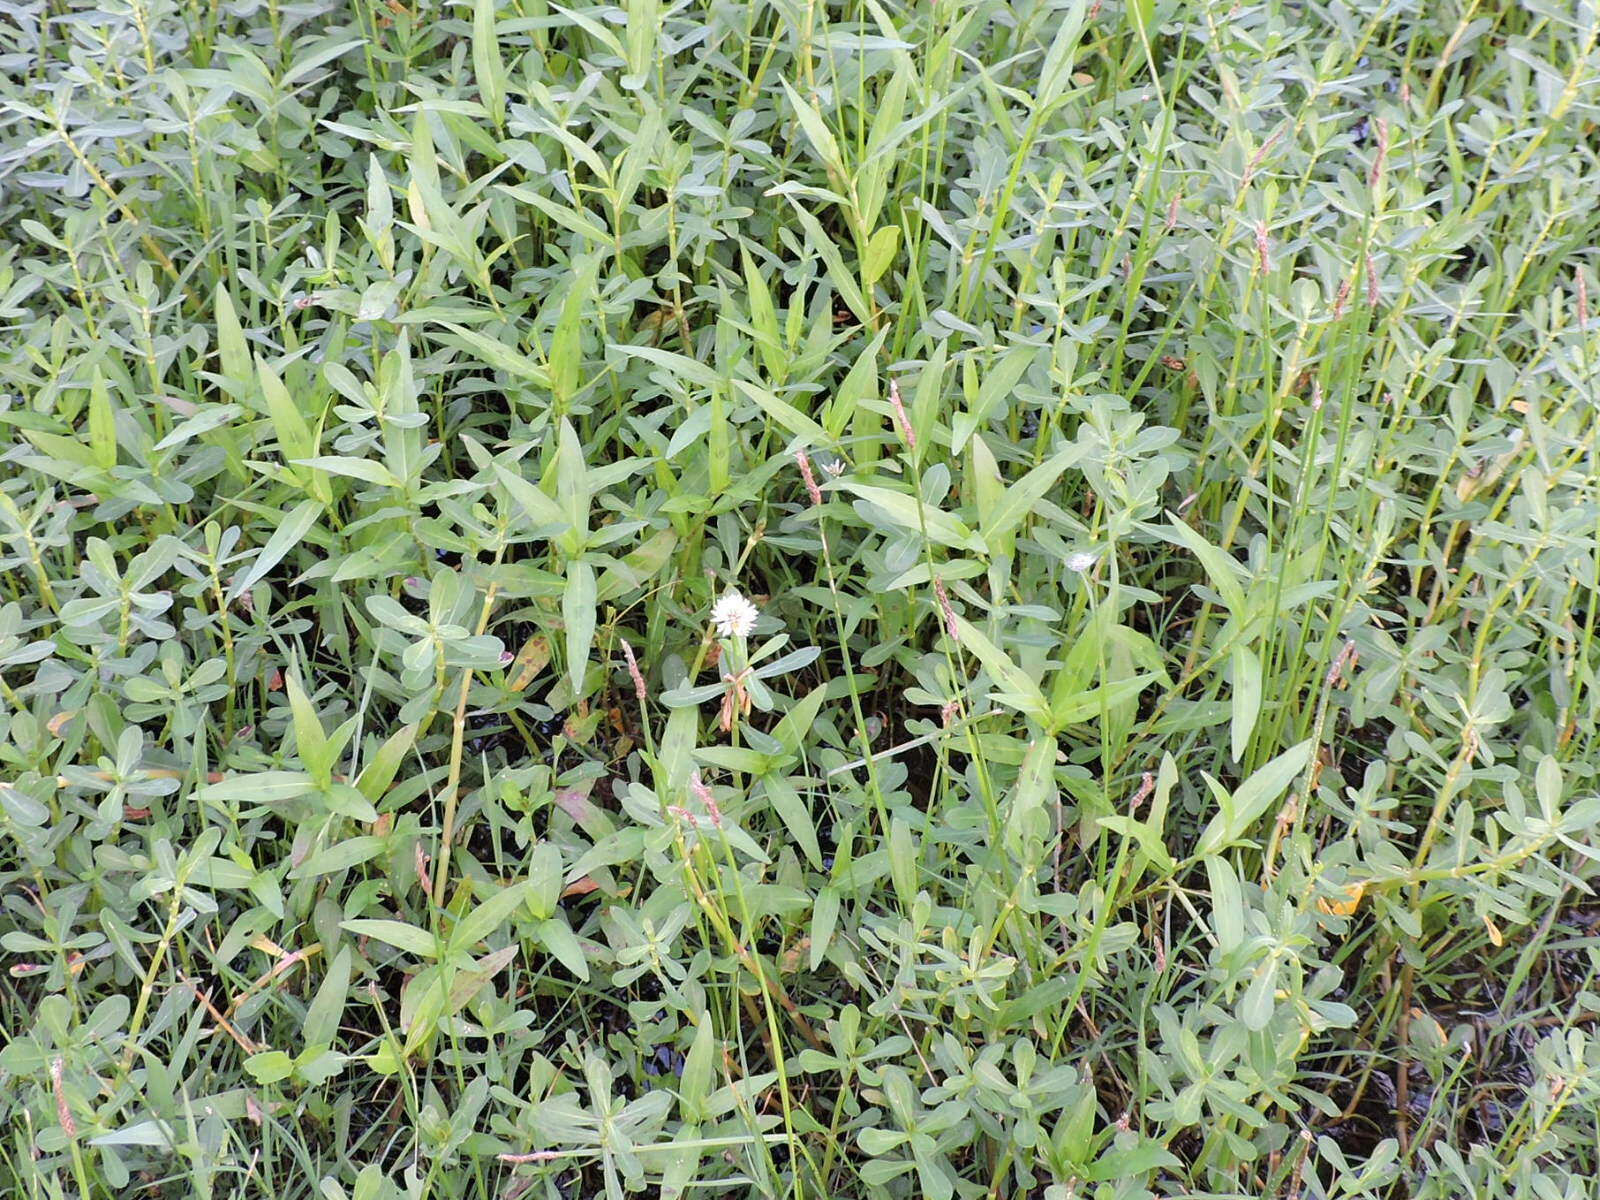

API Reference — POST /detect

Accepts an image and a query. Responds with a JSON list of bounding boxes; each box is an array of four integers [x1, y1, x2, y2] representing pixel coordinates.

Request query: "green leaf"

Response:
[[341, 918, 439, 959], [833, 480, 986, 553], [551, 259, 598, 407], [1230, 645, 1262, 762], [1051, 673, 1159, 728], [950, 613, 1049, 722], [555, 417, 592, 535], [292, 1047, 349, 1087], [214, 284, 255, 393], [563, 559, 596, 696], [994, 976, 1073, 1030], [1086, 1139, 1181, 1182], [858, 1128, 908, 1156], [199, 771, 315, 806], [244, 1050, 295, 1085], [862, 225, 900, 286], [88, 370, 117, 470], [614, 344, 721, 389], [1241, 958, 1278, 1031], [810, 886, 840, 970], [771, 686, 827, 755], [495, 462, 570, 531], [438, 323, 552, 386], [1039, 0, 1091, 106], [827, 326, 889, 442], [0, 784, 49, 827], [451, 881, 529, 950], [303, 946, 352, 1047], [1125, 0, 1155, 45], [742, 247, 785, 379], [280, 38, 364, 85], [780, 79, 846, 179], [288, 836, 385, 880], [679, 1018, 716, 1120], [536, 917, 590, 980], [1154, 517, 1247, 614], [623, 0, 661, 84], [354, 723, 418, 803], [295, 456, 401, 487], [1006, 736, 1058, 850], [761, 773, 822, 868], [782, 197, 872, 327], [227, 500, 322, 603], [323, 782, 379, 824], [498, 185, 611, 245], [526, 841, 563, 921], [981, 443, 1086, 549], [969, 434, 1004, 533], [259, 360, 316, 464], [733, 379, 830, 447], [448, 944, 519, 1015], [1195, 739, 1313, 858], [472, 0, 506, 126], [913, 1137, 955, 1200], [1097, 813, 1175, 876], [951, 346, 1034, 454], [284, 669, 330, 783], [887, 816, 917, 908]]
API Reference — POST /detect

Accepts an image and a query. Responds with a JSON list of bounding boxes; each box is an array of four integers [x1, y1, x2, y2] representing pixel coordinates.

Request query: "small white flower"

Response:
[[711, 590, 760, 638], [1066, 552, 1098, 574], [822, 458, 845, 477]]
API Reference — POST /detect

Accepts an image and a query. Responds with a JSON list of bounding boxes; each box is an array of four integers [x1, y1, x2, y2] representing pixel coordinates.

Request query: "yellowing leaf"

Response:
[[1316, 881, 1365, 917], [508, 634, 551, 690]]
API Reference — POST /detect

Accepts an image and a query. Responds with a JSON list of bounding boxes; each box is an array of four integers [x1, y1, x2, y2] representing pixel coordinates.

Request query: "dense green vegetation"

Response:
[[4, 0, 1600, 1196]]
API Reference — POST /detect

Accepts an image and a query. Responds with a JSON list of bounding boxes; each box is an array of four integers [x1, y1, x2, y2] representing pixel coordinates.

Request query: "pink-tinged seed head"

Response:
[[619, 638, 647, 703], [1241, 127, 1282, 192], [690, 771, 722, 828], [1131, 771, 1155, 814], [888, 378, 916, 450], [794, 449, 823, 507], [415, 842, 433, 897], [52, 1058, 75, 1139], [933, 578, 957, 639]]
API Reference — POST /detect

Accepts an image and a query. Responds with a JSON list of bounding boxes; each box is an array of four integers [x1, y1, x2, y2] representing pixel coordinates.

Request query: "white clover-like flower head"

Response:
[[823, 458, 845, 477], [1066, 552, 1098, 574], [711, 590, 760, 639]]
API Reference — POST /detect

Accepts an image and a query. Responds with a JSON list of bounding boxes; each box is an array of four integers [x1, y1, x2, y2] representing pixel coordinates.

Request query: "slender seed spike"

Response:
[[888, 378, 916, 450]]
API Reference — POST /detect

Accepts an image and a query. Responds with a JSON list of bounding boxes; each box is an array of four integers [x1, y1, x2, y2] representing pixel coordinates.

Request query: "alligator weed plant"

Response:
[[3, 1, 1600, 1198]]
